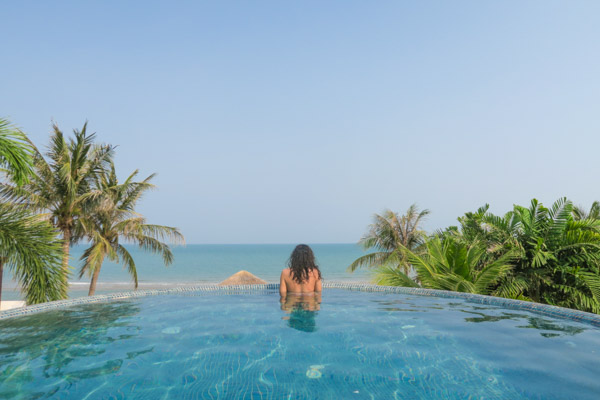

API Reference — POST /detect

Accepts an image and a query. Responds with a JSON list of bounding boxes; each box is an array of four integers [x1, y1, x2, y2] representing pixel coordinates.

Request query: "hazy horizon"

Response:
[[3, 1, 600, 243]]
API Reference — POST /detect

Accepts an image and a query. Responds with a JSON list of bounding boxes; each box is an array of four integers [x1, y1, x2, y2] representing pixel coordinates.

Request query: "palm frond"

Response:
[[473, 251, 514, 294], [373, 266, 420, 287], [0, 118, 34, 186], [0, 203, 66, 304], [347, 252, 391, 272], [117, 244, 138, 289]]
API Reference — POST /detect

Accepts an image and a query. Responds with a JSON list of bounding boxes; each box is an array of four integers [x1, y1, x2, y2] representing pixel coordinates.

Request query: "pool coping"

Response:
[[2, 282, 600, 327]]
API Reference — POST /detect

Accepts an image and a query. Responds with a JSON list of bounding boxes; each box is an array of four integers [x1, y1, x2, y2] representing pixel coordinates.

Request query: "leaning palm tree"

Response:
[[0, 118, 66, 305], [375, 236, 515, 295], [348, 204, 429, 274], [79, 163, 185, 295], [1, 122, 114, 295]]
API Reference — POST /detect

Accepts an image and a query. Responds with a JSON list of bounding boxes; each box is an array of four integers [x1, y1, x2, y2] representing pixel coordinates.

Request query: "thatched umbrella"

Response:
[[219, 270, 267, 286]]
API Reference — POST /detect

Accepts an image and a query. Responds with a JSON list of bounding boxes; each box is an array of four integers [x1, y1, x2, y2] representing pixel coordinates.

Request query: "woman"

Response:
[[279, 244, 323, 296], [280, 292, 322, 332]]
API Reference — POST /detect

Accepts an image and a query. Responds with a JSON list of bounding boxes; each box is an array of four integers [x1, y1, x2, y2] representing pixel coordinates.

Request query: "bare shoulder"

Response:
[[281, 268, 291, 276]]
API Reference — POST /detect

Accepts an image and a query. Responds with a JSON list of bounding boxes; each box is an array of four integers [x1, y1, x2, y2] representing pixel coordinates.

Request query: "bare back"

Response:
[[279, 268, 322, 296]]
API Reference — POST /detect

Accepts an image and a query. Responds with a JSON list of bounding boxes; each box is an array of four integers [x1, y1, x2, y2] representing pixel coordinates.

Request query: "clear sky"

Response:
[[2, 1, 599, 243]]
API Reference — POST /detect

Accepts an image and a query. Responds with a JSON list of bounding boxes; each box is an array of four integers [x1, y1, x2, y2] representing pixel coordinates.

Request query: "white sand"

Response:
[[0, 301, 25, 311]]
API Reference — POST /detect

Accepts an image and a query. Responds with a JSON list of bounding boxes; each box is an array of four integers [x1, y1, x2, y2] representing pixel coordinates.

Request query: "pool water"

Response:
[[1, 289, 599, 399]]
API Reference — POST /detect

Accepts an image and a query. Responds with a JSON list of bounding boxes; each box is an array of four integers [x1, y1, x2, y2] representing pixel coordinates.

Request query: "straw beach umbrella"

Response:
[[219, 270, 267, 285]]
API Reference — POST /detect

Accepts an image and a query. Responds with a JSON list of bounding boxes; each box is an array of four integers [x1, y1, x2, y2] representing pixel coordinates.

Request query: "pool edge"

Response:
[[2, 282, 600, 327]]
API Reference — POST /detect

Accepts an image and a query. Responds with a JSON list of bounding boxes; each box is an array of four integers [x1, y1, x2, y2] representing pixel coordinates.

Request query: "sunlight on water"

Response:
[[1, 290, 600, 399]]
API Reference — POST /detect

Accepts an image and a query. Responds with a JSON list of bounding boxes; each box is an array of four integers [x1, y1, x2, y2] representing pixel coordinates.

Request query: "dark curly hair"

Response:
[[288, 244, 322, 284]]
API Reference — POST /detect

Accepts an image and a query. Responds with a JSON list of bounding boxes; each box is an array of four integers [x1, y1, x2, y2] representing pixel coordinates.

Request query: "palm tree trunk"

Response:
[[88, 255, 105, 296], [61, 229, 71, 298], [0, 258, 4, 309]]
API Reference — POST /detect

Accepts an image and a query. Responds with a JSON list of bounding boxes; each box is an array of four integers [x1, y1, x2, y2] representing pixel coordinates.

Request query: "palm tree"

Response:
[[0, 118, 66, 305], [79, 163, 185, 295], [375, 236, 515, 295], [348, 204, 429, 274], [573, 201, 600, 221], [1, 122, 114, 295]]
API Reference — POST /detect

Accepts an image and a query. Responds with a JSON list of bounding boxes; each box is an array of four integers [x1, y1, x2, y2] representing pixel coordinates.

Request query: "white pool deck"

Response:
[[0, 301, 25, 311]]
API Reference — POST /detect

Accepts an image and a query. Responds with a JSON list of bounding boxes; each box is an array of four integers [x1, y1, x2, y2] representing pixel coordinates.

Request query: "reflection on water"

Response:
[[370, 297, 588, 338], [460, 309, 587, 337], [280, 293, 321, 333], [0, 301, 142, 396]]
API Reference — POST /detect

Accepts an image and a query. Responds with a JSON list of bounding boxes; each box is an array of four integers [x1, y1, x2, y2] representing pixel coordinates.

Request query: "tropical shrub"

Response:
[[368, 198, 600, 314], [481, 198, 600, 313], [375, 236, 514, 295]]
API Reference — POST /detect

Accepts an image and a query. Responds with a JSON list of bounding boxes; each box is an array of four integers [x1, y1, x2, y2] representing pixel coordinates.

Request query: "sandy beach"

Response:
[[0, 301, 25, 311]]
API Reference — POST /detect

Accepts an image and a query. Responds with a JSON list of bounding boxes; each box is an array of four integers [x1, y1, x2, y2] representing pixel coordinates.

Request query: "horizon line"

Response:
[[71, 242, 359, 246]]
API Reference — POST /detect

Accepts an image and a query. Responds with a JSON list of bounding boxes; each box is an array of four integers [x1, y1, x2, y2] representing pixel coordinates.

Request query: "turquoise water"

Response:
[[2, 244, 371, 299], [1, 289, 599, 399]]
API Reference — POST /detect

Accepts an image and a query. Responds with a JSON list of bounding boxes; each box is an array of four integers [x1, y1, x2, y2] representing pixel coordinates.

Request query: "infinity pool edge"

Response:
[[2, 282, 600, 327]]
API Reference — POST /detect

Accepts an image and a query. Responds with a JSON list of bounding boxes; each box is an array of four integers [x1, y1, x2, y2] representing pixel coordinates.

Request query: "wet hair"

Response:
[[288, 244, 322, 284]]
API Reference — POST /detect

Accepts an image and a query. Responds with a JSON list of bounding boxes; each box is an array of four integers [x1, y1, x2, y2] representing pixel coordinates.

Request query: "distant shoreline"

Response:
[[3, 243, 371, 300]]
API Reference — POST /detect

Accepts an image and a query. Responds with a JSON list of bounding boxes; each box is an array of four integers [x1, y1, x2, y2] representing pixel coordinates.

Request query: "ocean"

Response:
[[2, 244, 372, 300]]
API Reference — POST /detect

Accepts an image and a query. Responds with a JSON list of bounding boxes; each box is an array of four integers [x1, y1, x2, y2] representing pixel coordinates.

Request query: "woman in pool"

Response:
[[279, 244, 322, 296]]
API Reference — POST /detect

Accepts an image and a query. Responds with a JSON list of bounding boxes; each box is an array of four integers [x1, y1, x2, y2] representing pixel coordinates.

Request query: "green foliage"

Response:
[[375, 237, 514, 295], [0, 118, 34, 186], [1, 122, 114, 293], [78, 163, 185, 295], [0, 203, 66, 304], [348, 204, 429, 274], [573, 201, 600, 221], [478, 198, 600, 313], [0, 118, 66, 304], [0, 118, 184, 303], [373, 197, 600, 314]]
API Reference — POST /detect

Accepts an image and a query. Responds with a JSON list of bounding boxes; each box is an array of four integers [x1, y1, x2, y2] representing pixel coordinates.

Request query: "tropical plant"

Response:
[[0, 203, 65, 304], [0, 118, 34, 185], [369, 198, 600, 314], [374, 236, 515, 295], [480, 198, 600, 313], [573, 201, 600, 221], [348, 204, 429, 274], [78, 163, 185, 295], [1, 122, 114, 294], [0, 118, 66, 305]]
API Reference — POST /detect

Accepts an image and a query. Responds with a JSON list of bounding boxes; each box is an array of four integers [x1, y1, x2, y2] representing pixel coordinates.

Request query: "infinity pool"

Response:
[[1, 288, 599, 399]]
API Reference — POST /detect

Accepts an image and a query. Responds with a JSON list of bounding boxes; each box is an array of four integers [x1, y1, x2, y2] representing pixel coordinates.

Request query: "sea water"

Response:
[[2, 244, 371, 300]]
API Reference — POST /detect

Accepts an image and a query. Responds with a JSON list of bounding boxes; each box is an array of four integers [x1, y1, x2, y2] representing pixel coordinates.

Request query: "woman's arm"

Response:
[[314, 270, 322, 292], [279, 271, 287, 297]]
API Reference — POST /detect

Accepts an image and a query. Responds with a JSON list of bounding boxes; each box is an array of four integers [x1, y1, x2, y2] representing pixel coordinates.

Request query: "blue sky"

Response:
[[2, 1, 600, 243]]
